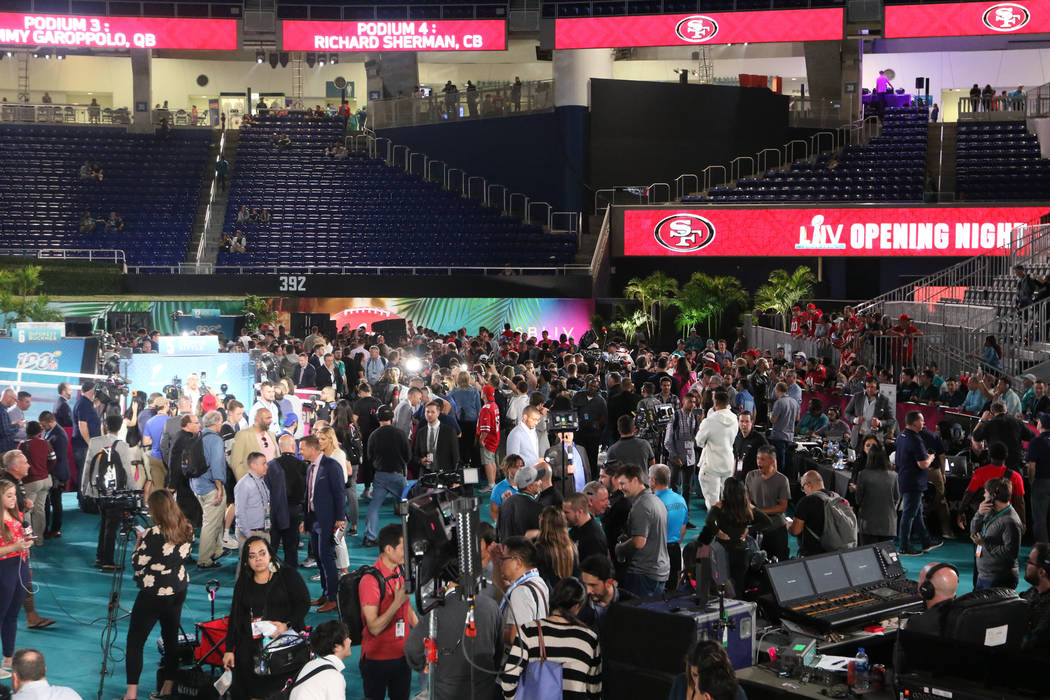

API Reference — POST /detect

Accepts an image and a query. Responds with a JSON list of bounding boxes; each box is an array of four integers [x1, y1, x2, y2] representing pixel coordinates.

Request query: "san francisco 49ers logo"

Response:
[[653, 214, 716, 253], [675, 15, 719, 43], [982, 2, 1030, 31]]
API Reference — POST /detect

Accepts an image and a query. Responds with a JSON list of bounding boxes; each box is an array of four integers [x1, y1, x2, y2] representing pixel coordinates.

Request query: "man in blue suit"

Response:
[[301, 434, 345, 613], [39, 411, 69, 539]]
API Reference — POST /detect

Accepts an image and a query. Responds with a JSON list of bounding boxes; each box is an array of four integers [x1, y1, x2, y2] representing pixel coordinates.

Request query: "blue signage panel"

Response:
[[175, 315, 238, 340], [0, 337, 91, 402], [124, 352, 255, 406]]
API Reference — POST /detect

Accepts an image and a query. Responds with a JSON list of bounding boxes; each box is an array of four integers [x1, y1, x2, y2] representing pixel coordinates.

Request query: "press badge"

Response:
[[395, 620, 406, 638], [975, 545, 983, 558]]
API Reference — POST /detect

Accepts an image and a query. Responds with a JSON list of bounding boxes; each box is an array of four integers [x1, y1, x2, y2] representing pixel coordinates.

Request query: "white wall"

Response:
[[0, 54, 368, 110], [864, 49, 1050, 113]]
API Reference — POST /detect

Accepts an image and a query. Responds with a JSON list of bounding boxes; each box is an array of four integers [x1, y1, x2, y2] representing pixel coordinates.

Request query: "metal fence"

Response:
[[750, 325, 943, 375], [369, 80, 554, 130], [0, 103, 211, 127], [955, 92, 1050, 121], [0, 248, 126, 267]]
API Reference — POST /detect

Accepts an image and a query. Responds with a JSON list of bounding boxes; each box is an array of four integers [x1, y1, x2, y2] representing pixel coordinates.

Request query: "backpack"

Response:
[[336, 565, 390, 646], [514, 622, 564, 700], [264, 662, 337, 700], [85, 441, 128, 498], [807, 490, 858, 552], [181, 434, 210, 479]]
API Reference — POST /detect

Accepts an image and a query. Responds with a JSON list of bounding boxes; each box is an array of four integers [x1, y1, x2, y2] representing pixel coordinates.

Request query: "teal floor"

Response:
[[5, 492, 1031, 700]]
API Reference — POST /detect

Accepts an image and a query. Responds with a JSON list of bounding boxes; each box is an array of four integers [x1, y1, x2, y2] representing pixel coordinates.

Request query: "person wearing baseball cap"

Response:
[[477, 385, 501, 491], [362, 405, 409, 546], [496, 463, 549, 541], [71, 380, 101, 470]]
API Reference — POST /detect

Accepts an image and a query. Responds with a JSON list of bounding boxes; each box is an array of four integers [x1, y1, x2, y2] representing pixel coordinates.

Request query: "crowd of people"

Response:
[[0, 317, 1047, 700]]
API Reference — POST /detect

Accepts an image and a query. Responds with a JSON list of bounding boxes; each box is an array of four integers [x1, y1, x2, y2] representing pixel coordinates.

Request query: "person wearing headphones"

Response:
[[970, 477, 1023, 590], [1022, 543, 1050, 653], [906, 561, 959, 635]]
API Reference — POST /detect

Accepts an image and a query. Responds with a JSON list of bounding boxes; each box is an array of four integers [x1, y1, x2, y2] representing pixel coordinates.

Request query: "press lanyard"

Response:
[[500, 569, 541, 613]]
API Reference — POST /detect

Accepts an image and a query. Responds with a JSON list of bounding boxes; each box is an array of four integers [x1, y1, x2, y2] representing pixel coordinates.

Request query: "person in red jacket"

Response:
[[477, 385, 501, 492], [18, 421, 56, 546]]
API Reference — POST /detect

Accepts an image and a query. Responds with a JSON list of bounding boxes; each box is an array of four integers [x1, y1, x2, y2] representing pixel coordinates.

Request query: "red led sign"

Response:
[[282, 20, 506, 52], [554, 9, 844, 49], [623, 206, 1050, 257], [0, 13, 238, 50], [885, 1, 1050, 38]]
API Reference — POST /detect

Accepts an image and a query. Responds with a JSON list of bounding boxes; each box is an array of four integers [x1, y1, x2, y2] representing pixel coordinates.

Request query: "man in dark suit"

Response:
[[315, 354, 346, 397], [293, 354, 316, 389], [265, 433, 302, 567], [301, 435, 345, 613], [39, 410, 69, 539], [544, 429, 590, 499], [412, 400, 459, 475], [53, 383, 73, 428]]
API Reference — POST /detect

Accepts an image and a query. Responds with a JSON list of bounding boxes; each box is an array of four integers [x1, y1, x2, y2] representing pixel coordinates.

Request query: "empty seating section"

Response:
[[688, 107, 928, 202], [956, 122, 1050, 201], [0, 125, 211, 266], [218, 115, 575, 271], [961, 263, 1048, 310]]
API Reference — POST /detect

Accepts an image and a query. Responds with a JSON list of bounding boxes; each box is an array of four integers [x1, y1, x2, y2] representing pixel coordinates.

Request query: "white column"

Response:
[[130, 48, 152, 133], [553, 48, 614, 108]]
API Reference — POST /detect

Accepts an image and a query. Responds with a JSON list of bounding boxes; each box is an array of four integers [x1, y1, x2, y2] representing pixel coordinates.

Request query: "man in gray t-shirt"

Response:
[[769, 382, 799, 480], [744, 444, 791, 561], [614, 464, 669, 597], [606, 415, 655, 477]]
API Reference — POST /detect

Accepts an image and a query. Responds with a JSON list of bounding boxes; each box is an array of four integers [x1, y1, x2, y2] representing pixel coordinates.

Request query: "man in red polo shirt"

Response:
[[890, 313, 923, 370], [359, 523, 418, 700]]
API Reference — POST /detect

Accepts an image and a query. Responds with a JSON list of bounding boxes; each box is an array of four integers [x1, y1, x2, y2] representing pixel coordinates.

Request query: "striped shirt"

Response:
[[499, 618, 602, 700]]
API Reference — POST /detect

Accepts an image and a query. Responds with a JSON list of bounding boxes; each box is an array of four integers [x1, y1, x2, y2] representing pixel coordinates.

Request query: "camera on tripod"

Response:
[[549, 410, 580, 433], [95, 376, 131, 412], [163, 376, 182, 405], [97, 488, 149, 528]]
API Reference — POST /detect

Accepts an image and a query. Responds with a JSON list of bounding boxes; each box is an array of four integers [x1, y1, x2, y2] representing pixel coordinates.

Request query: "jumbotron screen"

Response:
[[885, 0, 1050, 38], [282, 20, 506, 52], [0, 12, 238, 50], [622, 205, 1050, 257], [554, 9, 844, 49]]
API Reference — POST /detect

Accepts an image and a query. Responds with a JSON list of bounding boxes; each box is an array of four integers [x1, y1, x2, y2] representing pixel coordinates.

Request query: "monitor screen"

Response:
[[805, 555, 851, 594], [841, 547, 884, 587], [768, 561, 815, 603]]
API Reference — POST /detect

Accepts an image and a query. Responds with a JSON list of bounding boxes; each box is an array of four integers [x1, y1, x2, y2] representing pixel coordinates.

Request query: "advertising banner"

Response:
[[282, 20, 506, 52], [0, 338, 93, 401], [554, 9, 844, 49], [13, 322, 65, 344], [124, 353, 255, 406], [0, 13, 238, 50], [622, 205, 1050, 257], [268, 298, 595, 341], [885, 0, 1050, 38]]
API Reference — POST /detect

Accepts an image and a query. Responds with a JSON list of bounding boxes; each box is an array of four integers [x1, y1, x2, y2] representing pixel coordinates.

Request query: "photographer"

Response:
[[123, 490, 192, 700], [223, 536, 311, 700], [84, 415, 134, 571]]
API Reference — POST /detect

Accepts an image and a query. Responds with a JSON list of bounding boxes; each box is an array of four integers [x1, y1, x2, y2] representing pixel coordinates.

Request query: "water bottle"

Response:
[[854, 647, 870, 691]]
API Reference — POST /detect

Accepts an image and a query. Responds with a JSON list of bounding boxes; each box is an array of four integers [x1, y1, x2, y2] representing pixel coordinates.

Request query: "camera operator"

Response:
[[85, 415, 134, 571], [123, 490, 192, 700], [404, 571, 502, 700]]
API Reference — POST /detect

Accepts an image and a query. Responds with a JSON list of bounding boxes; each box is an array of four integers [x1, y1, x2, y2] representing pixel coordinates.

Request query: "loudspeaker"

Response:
[[65, 319, 93, 337], [372, 318, 408, 345], [915, 76, 924, 90], [289, 313, 336, 341], [602, 603, 696, 676]]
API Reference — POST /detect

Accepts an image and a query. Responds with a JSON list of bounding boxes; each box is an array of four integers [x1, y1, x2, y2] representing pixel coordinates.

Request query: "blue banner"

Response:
[[175, 315, 238, 340], [0, 338, 91, 403]]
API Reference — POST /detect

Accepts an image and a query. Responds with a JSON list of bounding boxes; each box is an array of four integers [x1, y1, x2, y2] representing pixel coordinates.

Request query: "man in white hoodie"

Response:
[[695, 390, 739, 508]]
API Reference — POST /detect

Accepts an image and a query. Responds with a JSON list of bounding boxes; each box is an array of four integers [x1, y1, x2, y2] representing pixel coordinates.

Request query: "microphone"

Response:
[[21, 520, 33, 542]]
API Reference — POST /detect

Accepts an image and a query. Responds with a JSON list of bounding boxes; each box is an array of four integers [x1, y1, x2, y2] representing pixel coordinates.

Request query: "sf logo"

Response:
[[982, 2, 1031, 30], [674, 15, 720, 43], [653, 214, 716, 253]]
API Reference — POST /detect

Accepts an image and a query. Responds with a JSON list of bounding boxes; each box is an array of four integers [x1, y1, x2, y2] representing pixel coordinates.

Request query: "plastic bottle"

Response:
[[854, 647, 870, 691]]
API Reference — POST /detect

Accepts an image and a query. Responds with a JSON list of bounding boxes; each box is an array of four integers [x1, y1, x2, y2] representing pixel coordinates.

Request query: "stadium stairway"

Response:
[[185, 130, 230, 265], [190, 130, 240, 267]]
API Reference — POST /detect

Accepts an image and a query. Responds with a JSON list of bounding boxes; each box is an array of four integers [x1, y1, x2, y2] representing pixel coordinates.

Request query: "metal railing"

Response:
[[1, 102, 131, 126], [369, 80, 555, 130], [196, 128, 227, 263], [956, 95, 1029, 121], [0, 248, 126, 267]]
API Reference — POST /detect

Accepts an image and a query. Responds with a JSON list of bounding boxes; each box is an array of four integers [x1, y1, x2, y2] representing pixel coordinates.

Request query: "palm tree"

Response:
[[670, 273, 749, 337], [753, 265, 816, 330], [624, 271, 679, 340], [609, 304, 649, 343], [0, 265, 62, 324]]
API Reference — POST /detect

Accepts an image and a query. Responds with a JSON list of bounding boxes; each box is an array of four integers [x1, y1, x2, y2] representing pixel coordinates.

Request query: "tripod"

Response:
[[97, 511, 146, 700]]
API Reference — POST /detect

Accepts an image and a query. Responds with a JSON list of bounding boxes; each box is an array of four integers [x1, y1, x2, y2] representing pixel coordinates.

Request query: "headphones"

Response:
[[919, 562, 959, 600]]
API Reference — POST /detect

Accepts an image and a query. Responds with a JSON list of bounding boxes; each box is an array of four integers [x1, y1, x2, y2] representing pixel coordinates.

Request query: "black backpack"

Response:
[[181, 434, 210, 479], [265, 662, 338, 700], [337, 565, 391, 646], [86, 441, 128, 498]]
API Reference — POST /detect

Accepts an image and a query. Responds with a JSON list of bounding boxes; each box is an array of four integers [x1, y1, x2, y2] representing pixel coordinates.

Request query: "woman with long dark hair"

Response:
[[533, 506, 579, 587], [854, 444, 900, 545], [332, 400, 362, 536], [122, 490, 193, 700], [674, 357, 696, 403], [222, 536, 311, 700], [500, 577, 602, 700], [700, 477, 773, 596], [0, 480, 31, 679]]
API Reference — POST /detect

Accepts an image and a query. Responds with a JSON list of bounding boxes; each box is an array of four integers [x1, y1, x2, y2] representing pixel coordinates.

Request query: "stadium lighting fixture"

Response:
[[318, 54, 326, 67], [305, 52, 316, 68], [278, 52, 289, 68], [256, 49, 265, 63], [329, 53, 338, 65], [268, 52, 278, 69], [56, 50, 66, 60]]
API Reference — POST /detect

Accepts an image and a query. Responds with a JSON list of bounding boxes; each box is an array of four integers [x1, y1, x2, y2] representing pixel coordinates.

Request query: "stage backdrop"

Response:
[[268, 297, 595, 340]]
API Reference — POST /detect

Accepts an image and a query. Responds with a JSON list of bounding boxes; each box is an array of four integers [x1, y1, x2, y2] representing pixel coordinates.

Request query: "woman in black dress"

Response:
[[222, 536, 311, 700]]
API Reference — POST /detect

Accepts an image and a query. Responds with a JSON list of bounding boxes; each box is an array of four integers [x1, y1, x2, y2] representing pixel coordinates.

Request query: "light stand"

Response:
[[97, 508, 149, 700]]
